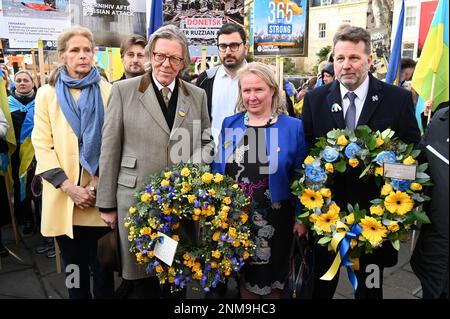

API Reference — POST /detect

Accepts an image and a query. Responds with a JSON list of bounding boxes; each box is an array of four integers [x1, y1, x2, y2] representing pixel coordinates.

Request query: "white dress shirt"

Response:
[[340, 75, 370, 127], [211, 65, 240, 146], [152, 73, 176, 100]]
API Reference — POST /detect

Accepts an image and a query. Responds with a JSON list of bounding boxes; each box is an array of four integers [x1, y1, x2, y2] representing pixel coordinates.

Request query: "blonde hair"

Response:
[[235, 62, 287, 115], [48, 25, 95, 86]]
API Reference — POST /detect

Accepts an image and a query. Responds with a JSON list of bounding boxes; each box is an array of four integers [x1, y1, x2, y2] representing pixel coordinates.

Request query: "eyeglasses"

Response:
[[217, 42, 243, 52], [152, 52, 183, 66]]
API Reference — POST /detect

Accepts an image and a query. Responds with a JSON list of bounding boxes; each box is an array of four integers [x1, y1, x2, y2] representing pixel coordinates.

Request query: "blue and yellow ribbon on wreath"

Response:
[[320, 221, 363, 291]]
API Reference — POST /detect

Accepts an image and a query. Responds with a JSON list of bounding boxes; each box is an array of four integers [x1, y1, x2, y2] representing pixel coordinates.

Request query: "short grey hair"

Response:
[[235, 62, 287, 115], [145, 25, 191, 75], [333, 26, 371, 55]]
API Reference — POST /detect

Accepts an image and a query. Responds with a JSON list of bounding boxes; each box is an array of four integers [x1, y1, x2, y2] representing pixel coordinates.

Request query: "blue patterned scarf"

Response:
[[56, 67, 104, 176]]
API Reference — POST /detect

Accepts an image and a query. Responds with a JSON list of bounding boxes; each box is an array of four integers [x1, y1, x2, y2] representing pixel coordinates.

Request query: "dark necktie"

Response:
[[161, 87, 170, 107], [345, 92, 357, 131]]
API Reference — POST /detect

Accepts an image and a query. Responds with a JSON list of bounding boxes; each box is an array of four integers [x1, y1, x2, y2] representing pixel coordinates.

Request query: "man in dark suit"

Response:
[[302, 26, 421, 299]]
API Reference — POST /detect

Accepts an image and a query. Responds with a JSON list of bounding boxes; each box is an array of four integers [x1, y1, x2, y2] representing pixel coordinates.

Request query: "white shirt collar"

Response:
[[216, 61, 247, 80], [152, 73, 176, 93], [339, 73, 370, 101]]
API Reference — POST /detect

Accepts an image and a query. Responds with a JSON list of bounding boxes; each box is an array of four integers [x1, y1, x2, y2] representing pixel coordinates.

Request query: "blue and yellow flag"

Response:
[[0, 66, 16, 189], [386, 0, 405, 86], [412, 0, 449, 113], [19, 106, 35, 200]]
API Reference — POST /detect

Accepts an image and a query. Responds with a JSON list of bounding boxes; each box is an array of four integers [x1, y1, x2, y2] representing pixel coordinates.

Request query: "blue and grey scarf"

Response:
[[56, 67, 104, 176]]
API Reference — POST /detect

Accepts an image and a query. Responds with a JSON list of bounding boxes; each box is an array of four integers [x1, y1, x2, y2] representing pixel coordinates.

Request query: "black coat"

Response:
[[302, 73, 421, 267], [411, 107, 449, 298]]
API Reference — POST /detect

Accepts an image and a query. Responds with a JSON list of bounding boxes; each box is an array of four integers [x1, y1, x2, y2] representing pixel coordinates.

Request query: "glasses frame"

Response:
[[152, 52, 184, 66], [217, 42, 243, 52]]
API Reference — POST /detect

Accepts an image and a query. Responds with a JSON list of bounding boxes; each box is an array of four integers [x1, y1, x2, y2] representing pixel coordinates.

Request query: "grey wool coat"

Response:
[[96, 73, 215, 280]]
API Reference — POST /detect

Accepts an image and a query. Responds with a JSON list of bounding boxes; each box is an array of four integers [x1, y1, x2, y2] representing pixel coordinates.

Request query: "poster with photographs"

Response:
[[0, 0, 71, 48], [71, 0, 147, 48], [163, 0, 244, 57], [253, 0, 308, 57]]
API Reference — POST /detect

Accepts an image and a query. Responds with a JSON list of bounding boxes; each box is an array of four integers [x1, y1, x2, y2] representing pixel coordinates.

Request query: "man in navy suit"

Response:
[[302, 26, 420, 299]]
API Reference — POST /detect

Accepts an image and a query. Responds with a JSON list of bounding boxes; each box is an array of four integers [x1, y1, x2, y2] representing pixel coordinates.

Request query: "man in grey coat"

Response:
[[96, 25, 214, 298]]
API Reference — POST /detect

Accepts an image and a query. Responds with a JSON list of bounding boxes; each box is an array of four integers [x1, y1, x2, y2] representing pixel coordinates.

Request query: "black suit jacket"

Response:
[[302, 73, 421, 267]]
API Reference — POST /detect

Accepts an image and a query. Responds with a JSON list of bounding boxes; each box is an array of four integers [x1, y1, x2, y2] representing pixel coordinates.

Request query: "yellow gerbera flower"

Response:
[[304, 155, 315, 165], [337, 135, 349, 146], [384, 191, 414, 215], [410, 182, 422, 191], [315, 210, 340, 233], [300, 189, 324, 210], [359, 216, 388, 247]]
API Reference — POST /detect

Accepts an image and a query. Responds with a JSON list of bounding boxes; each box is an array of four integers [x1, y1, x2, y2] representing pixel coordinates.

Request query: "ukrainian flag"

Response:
[[412, 0, 449, 116], [0, 66, 16, 190], [386, 0, 404, 86], [19, 107, 35, 201]]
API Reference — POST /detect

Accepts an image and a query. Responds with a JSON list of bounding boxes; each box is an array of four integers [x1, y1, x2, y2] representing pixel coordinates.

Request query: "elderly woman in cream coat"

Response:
[[32, 26, 114, 299], [96, 25, 214, 298]]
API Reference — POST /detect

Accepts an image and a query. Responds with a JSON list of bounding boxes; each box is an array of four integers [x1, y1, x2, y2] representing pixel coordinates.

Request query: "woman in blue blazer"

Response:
[[212, 62, 309, 299]]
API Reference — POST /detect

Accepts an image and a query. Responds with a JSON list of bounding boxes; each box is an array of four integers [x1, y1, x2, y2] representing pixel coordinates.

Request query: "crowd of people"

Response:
[[0, 23, 448, 300]]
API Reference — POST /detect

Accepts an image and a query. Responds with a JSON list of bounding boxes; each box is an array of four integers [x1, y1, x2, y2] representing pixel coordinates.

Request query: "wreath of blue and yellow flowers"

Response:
[[125, 163, 255, 292], [291, 126, 431, 290]]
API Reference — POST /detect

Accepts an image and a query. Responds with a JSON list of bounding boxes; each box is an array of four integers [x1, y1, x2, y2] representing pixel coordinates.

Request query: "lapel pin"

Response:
[[178, 108, 186, 117], [331, 103, 342, 112], [372, 95, 378, 102], [224, 141, 232, 149]]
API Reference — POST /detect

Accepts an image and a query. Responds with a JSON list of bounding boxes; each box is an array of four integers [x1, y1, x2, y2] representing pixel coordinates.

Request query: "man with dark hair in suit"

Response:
[[301, 26, 420, 299]]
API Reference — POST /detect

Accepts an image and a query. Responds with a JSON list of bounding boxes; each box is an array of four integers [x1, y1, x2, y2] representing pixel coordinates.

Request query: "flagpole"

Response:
[[427, 73, 437, 125], [3, 171, 20, 245]]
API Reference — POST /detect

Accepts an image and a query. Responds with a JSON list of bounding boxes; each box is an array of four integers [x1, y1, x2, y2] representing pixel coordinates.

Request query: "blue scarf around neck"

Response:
[[56, 67, 104, 176], [8, 95, 35, 113]]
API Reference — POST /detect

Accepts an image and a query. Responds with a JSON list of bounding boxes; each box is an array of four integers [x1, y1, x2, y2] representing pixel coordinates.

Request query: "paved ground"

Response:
[[0, 223, 422, 299]]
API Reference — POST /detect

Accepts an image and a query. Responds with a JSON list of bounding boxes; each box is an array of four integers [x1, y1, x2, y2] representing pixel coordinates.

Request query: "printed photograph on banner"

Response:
[[0, 0, 71, 48], [70, 0, 147, 47], [1, 0, 69, 19], [95, 47, 124, 82], [253, 0, 308, 57], [162, 0, 244, 57]]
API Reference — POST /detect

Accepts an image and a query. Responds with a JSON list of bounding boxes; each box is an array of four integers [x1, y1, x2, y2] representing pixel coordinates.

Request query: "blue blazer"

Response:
[[212, 113, 308, 209]]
